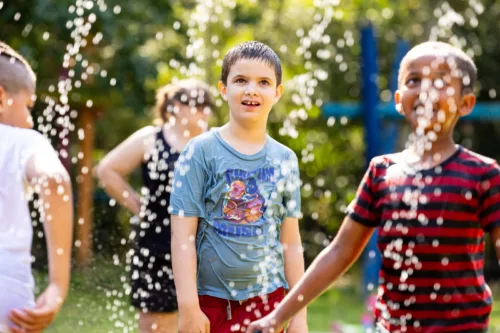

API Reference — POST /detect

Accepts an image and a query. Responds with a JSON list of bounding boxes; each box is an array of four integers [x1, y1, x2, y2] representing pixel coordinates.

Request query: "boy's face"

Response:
[[395, 54, 475, 136], [218, 58, 283, 125], [0, 85, 35, 129]]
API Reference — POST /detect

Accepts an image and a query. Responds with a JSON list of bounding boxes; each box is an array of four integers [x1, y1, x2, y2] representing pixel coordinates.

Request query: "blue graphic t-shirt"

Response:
[[169, 128, 301, 301]]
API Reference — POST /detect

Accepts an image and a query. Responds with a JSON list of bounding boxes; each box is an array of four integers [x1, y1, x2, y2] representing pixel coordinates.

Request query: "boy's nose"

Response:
[[245, 83, 258, 96]]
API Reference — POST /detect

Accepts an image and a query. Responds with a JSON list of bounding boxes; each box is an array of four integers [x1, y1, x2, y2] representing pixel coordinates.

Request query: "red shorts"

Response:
[[199, 287, 286, 333]]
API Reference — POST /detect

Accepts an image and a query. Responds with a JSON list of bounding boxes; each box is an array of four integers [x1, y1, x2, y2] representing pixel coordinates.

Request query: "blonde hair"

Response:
[[153, 79, 213, 125], [0, 41, 36, 93]]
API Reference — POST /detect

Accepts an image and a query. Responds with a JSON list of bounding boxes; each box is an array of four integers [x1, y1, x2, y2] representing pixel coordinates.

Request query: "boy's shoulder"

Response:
[[266, 135, 297, 159], [369, 153, 400, 168], [0, 123, 47, 146], [189, 129, 218, 147], [457, 146, 499, 169]]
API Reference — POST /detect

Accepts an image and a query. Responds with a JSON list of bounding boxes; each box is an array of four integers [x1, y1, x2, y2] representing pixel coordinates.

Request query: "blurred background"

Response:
[[2, 0, 500, 331]]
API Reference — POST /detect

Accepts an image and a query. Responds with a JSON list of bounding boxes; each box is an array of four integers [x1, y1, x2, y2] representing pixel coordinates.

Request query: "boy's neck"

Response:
[[220, 120, 268, 155], [406, 132, 458, 169]]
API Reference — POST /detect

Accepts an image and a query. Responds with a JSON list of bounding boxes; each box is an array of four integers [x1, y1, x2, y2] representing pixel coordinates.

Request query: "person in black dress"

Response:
[[96, 79, 213, 333]]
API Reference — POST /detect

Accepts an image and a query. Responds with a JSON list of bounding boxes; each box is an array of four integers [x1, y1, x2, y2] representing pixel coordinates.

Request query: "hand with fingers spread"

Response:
[[9, 283, 65, 333]]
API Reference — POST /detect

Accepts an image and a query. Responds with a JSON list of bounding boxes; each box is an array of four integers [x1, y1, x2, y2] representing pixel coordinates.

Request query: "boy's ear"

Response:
[[273, 84, 284, 105], [458, 93, 476, 117], [394, 90, 403, 115], [217, 81, 227, 101], [0, 86, 7, 113]]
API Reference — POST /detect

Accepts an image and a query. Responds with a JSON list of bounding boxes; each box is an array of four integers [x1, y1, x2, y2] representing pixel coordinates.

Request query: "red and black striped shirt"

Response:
[[348, 146, 500, 333]]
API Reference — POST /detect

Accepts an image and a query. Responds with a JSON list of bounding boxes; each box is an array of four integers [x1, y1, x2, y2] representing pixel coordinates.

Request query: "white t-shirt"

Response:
[[0, 124, 55, 332]]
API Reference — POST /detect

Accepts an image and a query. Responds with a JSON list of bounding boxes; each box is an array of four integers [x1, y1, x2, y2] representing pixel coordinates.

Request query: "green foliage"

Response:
[[2, 0, 500, 267]]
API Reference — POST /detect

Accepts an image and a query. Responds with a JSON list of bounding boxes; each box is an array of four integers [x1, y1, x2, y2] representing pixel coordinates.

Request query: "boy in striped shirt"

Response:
[[247, 41, 500, 333]]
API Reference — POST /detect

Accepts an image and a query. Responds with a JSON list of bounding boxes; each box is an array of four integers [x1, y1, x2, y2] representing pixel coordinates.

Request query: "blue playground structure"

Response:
[[322, 23, 500, 296]]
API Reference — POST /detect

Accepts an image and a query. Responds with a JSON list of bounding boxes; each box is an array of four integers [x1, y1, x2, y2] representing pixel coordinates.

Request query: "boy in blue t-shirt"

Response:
[[169, 41, 308, 333]]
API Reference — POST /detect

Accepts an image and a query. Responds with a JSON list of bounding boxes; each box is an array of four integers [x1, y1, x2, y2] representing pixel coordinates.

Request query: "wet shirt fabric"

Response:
[[169, 128, 301, 301], [348, 146, 500, 333], [0, 124, 54, 331]]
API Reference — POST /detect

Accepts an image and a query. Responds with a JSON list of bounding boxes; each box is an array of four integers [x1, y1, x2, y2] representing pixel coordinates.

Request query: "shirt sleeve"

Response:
[[346, 158, 381, 227], [168, 139, 208, 218], [478, 163, 500, 232], [18, 129, 56, 180], [282, 152, 301, 218]]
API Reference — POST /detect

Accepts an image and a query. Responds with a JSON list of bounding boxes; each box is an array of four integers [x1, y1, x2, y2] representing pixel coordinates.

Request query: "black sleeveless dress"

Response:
[[129, 127, 180, 312]]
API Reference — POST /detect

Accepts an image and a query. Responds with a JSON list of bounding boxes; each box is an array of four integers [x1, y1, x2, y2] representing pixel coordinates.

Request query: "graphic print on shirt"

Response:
[[222, 167, 276, 224]]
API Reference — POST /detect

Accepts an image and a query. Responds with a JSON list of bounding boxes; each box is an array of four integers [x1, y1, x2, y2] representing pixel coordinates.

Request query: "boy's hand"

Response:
[[178, 306, 211, 333], [245, 312, 285, 333], [9, 283, 65, 333], [286, 316, 309, 333]]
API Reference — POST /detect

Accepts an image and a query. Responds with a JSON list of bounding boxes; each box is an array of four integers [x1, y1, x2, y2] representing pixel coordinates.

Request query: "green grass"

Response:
[[33, 260, 500, 333]]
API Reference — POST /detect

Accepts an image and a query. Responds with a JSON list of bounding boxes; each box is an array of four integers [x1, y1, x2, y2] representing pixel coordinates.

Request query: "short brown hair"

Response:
[[0, 41, 36, 93], [153, 79, 214, 124], [398, 41, 477, 95], [221, 41, 282, 86]]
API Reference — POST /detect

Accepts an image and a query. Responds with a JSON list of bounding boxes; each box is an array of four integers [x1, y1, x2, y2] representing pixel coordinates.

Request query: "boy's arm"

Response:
[[171, 215, 210, 333], [10, 145, 73, 333], [95, 126, 155, 216], [247, 217, 375, 333], [280, 217, 307, 331]]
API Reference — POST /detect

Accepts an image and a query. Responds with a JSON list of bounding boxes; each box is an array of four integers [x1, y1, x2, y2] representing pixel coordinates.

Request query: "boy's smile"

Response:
[[218, 58, 283, 125], [395, 54, 475, 136]]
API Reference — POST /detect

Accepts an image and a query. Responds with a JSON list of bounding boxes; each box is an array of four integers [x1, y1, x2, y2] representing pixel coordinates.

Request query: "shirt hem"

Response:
[[198, 284, 289, 301]]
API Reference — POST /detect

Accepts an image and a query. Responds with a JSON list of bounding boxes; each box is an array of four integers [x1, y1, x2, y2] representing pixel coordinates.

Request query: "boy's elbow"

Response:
[[94, 162, 110, 184]]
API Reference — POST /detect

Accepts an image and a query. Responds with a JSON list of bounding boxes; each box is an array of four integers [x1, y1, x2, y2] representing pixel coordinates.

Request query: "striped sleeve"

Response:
[[478, 162, 500, 231], [347, 158, 381, 227]]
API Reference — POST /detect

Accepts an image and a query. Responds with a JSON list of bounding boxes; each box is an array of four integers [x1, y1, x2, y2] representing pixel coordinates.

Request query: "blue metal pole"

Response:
[[360, 22, 381, 297], [361, 23, 380, 161]]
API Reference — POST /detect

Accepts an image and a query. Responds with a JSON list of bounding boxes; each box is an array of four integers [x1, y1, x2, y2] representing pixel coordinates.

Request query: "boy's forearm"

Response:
[[283, 244, 307, 321], [171, 215, 200, 310], [275, 241, 354, 324], [95, 167, 141, 215], [40, 176, 73, 297], [275, 221, 372, 324]]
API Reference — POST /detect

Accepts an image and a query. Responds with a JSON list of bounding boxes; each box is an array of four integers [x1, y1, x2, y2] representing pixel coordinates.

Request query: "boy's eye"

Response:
[[260, 80, 270, 86], [235, 78, 246, 83], [406, 77, 420, 86]]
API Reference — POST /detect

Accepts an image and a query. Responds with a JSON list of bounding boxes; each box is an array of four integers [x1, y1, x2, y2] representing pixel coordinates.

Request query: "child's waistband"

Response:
[[199, 287, 286, 307]]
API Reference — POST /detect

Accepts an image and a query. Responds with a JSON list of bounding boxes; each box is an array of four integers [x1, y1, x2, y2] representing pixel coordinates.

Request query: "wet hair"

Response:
[[220, 41, 282, 86], [0, 41, 36, 93], [398, 41, 477, 95], [153, 79, 214, 124]]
